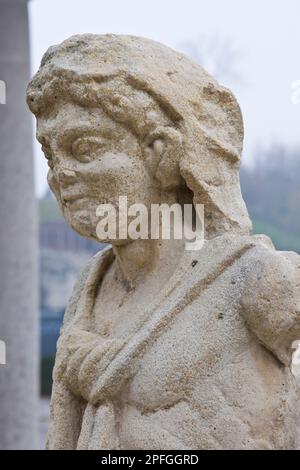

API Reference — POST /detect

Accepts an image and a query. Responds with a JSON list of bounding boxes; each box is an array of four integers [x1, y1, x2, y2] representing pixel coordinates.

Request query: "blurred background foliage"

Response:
[[241, 144, 300, 252]]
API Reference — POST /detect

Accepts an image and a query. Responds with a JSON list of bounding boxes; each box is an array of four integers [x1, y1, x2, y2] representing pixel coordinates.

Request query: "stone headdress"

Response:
[[27, 34, 251, 238]]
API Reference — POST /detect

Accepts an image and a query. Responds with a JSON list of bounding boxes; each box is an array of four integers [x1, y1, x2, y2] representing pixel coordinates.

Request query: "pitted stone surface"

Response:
[[28, 35, 300, 450]]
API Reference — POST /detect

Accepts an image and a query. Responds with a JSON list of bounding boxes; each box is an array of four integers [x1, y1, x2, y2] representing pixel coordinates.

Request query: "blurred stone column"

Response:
[[0, 0, 38, 449]]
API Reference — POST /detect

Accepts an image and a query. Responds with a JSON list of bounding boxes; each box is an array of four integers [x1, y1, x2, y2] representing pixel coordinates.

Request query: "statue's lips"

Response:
[[61, 193, 85, 204]]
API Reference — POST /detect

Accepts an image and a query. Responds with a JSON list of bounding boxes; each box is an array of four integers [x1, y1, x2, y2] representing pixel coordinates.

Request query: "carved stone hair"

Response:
[[27, 34, 251, 238]]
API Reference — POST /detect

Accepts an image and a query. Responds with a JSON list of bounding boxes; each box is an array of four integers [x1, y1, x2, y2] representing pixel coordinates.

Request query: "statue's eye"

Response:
[[71, 136, 104, 163]]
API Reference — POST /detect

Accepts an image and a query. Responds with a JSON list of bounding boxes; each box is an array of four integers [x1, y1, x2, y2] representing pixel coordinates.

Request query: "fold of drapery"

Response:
[[47, 248, 114, 450], [77, 401, 120, 450], [47, 235, 261, 449]]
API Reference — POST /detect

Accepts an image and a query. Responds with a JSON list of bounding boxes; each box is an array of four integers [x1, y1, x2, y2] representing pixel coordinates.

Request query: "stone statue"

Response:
[[27, 34, 300, 450]]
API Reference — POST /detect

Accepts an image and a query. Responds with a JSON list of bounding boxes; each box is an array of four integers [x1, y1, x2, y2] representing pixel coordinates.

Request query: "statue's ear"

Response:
[[144, 126, 183, 191]]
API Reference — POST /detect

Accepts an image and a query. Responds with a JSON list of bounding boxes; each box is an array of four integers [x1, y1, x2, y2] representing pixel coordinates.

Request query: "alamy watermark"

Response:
[[96, 196, 205, 251], [0, 80, 6, 104], [0, 340, 6, 365]]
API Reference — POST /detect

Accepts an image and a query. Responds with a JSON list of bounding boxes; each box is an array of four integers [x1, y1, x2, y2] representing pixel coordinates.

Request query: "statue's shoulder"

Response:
[[71, 245, 113, 297], [240, 234, 300, 364], [62, 245, 113, 329], [242, 233, 300, 284], [240, 233, 300, 310]]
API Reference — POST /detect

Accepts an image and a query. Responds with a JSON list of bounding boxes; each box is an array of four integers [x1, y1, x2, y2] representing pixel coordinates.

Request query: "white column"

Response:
[[0, 0, 38, 449]]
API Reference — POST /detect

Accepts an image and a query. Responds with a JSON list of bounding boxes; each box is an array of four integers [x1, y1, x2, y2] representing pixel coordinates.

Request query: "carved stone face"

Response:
[[28, 34, 252, 239], [36, 100, 160, 243]]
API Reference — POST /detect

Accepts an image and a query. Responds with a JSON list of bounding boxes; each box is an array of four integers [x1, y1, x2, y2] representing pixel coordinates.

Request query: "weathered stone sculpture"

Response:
[[27, 34, 300, 450]]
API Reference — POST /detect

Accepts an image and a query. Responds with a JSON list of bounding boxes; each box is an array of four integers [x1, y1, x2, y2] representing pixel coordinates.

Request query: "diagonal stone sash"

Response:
[[79, 235, 257, 404], [48, 234, 260, 449]]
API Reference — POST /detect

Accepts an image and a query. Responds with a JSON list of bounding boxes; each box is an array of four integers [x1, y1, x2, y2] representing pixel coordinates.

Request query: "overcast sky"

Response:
[[29, 0, 300, 196]]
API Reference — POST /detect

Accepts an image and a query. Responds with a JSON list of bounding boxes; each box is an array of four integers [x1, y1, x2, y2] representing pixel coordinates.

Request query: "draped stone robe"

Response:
[[47, 234, 300, 450]]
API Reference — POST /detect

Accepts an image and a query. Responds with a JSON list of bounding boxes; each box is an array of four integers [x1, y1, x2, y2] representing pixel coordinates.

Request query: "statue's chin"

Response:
[[62, 206, 134, 245], [62, 208, 97, 241]]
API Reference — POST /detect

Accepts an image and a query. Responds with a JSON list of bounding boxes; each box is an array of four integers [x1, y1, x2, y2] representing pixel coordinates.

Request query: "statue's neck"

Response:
[[111, 190, 187, 288], [112, 238, 186, 289]]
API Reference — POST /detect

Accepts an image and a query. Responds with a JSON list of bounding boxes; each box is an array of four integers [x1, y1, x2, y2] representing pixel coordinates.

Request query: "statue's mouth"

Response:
[[61, 193, 83, 205]]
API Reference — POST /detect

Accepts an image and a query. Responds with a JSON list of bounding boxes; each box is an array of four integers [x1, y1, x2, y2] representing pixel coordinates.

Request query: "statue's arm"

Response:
[[47, 258, 95, 449], [240, 246, 300, 365], [53, 254, 98, 385], [53, 250, 121, 402], [55, 327, 121, 401]]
